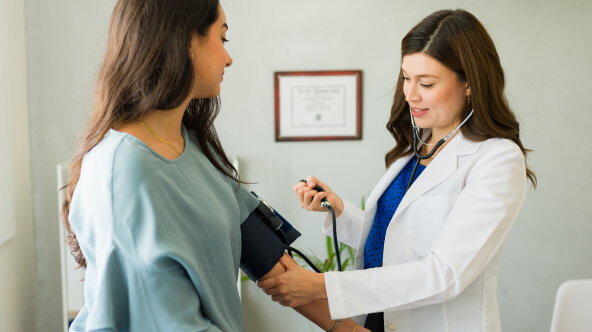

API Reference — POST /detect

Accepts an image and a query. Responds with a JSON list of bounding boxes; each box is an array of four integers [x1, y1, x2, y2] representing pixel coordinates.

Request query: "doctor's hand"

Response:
[[294, 176, 344, 217], [257, 255, 327, 308]]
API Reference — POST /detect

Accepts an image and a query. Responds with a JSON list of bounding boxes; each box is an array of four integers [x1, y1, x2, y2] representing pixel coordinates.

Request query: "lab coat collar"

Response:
[[363, 132, 480, 223], [456, 131, 481, 156], [356, 132, 484, 268], [393, 139, 458, 220], [418, 128, 480, 156]]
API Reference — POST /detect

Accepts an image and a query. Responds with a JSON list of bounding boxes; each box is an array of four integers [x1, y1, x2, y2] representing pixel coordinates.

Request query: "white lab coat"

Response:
[[323, 132, 527, 332]]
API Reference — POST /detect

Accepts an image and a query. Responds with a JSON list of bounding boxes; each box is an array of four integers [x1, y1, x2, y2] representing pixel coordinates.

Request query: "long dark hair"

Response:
[[385, 9, 536, 187], [62, 0, 239, 269]]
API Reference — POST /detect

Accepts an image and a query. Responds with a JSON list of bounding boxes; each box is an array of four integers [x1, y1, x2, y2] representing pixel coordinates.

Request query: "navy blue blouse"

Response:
[[364, 157, 426, 269]]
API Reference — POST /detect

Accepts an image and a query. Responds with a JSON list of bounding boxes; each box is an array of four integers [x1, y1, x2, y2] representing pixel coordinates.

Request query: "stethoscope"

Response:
[[406, 107, 474, 191]]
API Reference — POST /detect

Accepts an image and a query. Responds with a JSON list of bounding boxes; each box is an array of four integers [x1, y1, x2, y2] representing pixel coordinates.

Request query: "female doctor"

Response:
[[258, 9, 536, 332]]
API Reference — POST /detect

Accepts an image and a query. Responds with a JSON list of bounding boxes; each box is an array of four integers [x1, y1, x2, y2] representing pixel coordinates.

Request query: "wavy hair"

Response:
[[385, 9, 536, 187], [61, 0, 240, 269]]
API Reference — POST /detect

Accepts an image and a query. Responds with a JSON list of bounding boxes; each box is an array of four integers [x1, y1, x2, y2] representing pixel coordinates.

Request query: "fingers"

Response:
[[293, 182, 310, 207], [306, 176, 331, 193], [305, 176, 318, 188], [294, 184, 327, 211], [258, 277, 291, 304], [258, 281, 282, 298], [272, 294, 304, 308], [256, 278, 276, 291], [257, 271, 288, 295], [294, 176, 337, 211], [292, 176, 319, 192], [271, 294, 284, 302], [257, 271, 312, 308], [293, 176, 320, 193], [302, 189, 326, 206], [292, 180, 307, 192], [279, 255, 299, 270]]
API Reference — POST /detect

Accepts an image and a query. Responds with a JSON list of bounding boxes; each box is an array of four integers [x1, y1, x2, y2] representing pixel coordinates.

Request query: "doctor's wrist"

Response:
[[314, 272, 328, 301], [327, 319, 341, 332], [326, 193, 344, 217], [333, 319, 363, 332]]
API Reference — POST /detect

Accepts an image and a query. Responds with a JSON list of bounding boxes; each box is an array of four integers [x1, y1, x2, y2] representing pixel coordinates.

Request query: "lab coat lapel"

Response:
[[392, 136, 459, 220], [365, 155, 413, 216], [358, 155, 413, 252]]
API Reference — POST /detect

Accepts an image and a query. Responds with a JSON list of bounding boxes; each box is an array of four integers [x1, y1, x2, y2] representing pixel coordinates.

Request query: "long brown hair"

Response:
[[62, 0, 240, 269], [385, 9, 536, 186]]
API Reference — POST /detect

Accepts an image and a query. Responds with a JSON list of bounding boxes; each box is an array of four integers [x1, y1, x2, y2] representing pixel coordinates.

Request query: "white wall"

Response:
[[0, 0, 36, 331], [25, 1, 116, 330], [25, 0, 592, 331]]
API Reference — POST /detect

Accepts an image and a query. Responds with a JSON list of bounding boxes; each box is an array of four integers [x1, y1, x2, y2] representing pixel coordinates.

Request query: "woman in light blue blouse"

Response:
[[62, 1, 250, 330], [61, 1, 366, 331]]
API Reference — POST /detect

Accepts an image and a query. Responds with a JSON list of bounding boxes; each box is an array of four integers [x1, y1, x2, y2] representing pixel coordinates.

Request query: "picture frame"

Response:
[[274, 70, 362, 141]]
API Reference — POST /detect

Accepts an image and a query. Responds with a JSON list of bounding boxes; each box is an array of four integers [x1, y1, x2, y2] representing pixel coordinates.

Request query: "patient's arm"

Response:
[[258, 254, 367, 332]]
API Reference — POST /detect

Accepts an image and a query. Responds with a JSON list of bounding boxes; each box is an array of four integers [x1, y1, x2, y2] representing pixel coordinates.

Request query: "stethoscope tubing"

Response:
[[406, 134, 445, 191], [405, 108, 474, 192]]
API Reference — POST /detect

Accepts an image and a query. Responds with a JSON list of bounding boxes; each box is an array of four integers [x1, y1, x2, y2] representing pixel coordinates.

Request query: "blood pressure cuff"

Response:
[[240, 200, 301, 281]]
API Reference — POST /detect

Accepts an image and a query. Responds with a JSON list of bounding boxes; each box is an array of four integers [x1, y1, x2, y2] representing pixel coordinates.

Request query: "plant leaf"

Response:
[[342, 258, 350, 271]]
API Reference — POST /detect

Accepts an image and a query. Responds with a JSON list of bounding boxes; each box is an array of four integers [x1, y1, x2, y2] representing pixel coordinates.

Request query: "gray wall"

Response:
[[0, 0, 35, 331], [25, 0, 592, 331], [25, 1, 116, 331]]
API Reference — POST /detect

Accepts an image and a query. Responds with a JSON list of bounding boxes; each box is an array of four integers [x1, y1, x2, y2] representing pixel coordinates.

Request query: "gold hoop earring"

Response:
[[189, 51, 194, 60], [466, 94, 471, 105]]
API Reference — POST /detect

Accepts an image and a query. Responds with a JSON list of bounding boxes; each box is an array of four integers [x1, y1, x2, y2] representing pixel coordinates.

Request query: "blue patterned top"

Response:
[[364, 157, 426, 269]]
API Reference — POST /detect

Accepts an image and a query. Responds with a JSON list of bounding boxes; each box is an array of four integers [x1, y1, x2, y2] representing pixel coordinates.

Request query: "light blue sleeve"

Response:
[[108, 149, 224, 331], [71, 132, 251, 332], [71, 245, 223, 332], [70, 142, 224, 332], [234, 185, 260, 225]]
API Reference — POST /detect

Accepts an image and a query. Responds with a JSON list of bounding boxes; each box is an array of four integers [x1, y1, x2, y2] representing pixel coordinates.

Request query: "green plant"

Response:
[[294, 236, 356, 272]]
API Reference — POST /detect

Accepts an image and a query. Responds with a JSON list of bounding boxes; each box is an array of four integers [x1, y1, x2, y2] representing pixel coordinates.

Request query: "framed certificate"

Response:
[[274, 70, 362, 141]]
